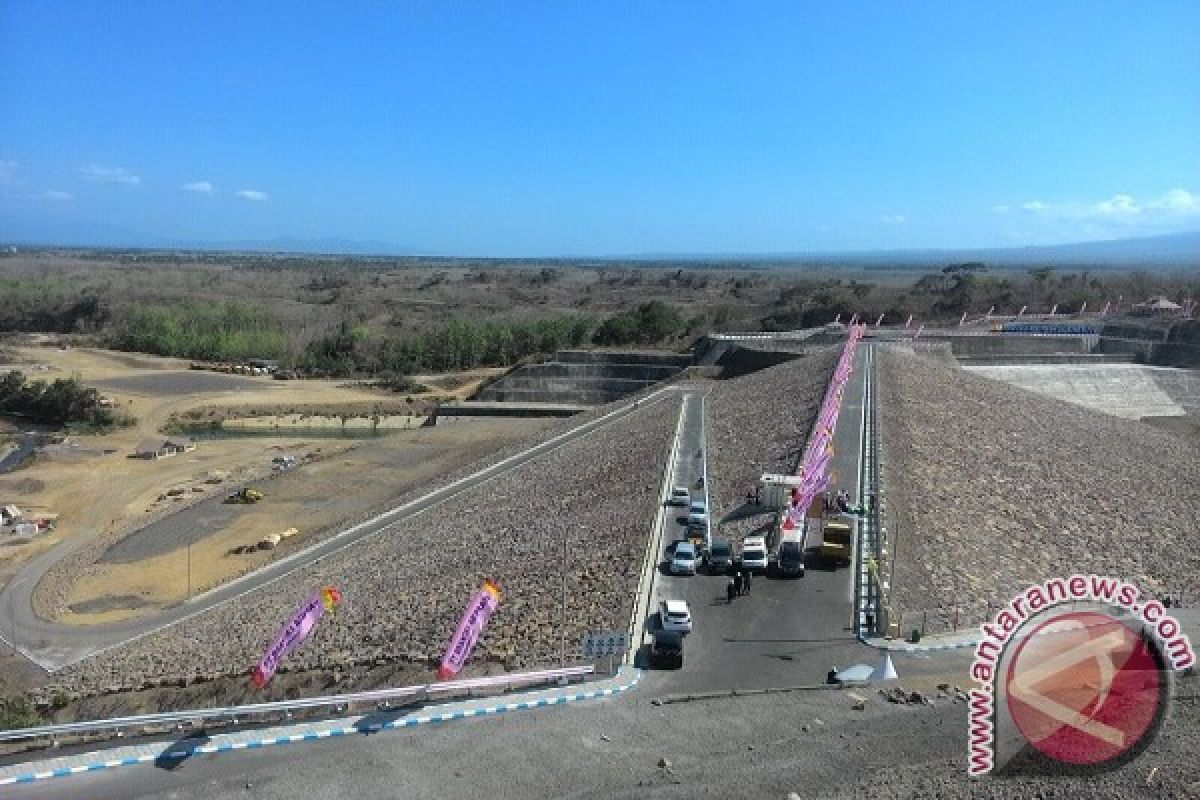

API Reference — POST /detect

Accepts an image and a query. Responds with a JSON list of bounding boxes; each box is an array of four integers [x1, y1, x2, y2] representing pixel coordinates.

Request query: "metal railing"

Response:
[[0, 665, 594, 744]]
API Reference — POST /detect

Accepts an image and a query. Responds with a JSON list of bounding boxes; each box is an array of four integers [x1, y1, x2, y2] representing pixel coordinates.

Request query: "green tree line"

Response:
[[106, 301, 289, 362], [301, 302, 685, 376]]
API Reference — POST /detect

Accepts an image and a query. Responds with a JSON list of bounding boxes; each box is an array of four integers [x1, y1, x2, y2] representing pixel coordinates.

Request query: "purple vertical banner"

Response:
[[436, 580, 502, 681], [251, 587, 342, 688]]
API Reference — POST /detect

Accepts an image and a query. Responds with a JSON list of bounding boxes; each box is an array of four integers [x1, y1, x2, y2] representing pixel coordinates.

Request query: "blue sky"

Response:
[[2, 2, 1199, 255]]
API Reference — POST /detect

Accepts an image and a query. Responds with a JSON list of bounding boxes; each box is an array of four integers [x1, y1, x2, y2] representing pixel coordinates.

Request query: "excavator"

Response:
[[225, 487, 264, 504]]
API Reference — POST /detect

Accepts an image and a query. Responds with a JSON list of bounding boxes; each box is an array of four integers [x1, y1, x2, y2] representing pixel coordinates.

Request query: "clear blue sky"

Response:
[[2, 1, 1199, 255]]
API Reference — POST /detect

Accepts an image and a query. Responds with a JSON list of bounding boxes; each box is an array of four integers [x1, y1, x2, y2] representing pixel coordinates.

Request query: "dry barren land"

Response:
[[879, 347, 1200, 632]]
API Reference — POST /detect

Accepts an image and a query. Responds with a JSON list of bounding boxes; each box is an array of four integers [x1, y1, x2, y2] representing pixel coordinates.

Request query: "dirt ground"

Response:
[[0, 344, 533, 625], [59, 420, 546, 625]]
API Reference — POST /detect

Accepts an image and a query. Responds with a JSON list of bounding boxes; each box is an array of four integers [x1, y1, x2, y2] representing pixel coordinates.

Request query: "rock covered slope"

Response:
[[706, 348, 839, 538], [879, 348, 1200, 630], [49, 396, 681, 695]]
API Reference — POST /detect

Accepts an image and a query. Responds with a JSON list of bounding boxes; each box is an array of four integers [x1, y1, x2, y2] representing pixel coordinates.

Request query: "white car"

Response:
[[668, 486, 690, 506], [670, 541, 699, 575], [659, 600, 693, 634], [741, 536, 769, 574]]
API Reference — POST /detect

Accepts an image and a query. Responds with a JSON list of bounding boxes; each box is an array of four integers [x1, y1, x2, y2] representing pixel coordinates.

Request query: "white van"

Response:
[[740, 536, 768, 574]]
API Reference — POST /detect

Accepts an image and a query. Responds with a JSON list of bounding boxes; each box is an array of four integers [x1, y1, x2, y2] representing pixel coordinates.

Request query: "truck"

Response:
[[776, 529, 806, 577], [225, 487, 264, 504], [818, 519, 853, 566], [801, 495, 853, 567]]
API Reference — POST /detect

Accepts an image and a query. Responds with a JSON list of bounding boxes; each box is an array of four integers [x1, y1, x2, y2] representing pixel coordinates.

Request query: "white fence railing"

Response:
[[0, 665, 594, 744]]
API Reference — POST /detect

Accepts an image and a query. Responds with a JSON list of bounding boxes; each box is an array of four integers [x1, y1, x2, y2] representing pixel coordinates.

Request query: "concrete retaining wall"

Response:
[[474, 349, 691, 406], [553, 350, 693, 367]]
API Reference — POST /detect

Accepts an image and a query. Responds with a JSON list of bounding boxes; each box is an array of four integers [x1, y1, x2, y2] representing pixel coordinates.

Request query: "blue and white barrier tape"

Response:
[[1, 671, 641, 787]]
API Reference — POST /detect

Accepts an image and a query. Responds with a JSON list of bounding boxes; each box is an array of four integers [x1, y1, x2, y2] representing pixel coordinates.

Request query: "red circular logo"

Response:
[[1005, 611, 1164, 766]]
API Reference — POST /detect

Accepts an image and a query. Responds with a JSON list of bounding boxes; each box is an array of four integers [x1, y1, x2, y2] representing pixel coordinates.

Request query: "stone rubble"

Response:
[[878, 348, 1200, 632]]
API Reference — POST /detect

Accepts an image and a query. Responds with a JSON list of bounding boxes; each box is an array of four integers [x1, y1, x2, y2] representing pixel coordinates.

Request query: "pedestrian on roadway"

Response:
[[744, 569, 752, 594], [733, 571, 744, 596], [727, 580, 737, 604]]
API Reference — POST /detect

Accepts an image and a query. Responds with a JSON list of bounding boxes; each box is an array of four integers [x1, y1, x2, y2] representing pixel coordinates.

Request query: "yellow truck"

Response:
[[225, 487, 264, 504], [816, 518, 853, 566], [802, 496, 853, 567]]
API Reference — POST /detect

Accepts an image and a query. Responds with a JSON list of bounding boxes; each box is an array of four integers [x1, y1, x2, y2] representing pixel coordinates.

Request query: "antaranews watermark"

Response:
[[967, 575, 1194, 776]]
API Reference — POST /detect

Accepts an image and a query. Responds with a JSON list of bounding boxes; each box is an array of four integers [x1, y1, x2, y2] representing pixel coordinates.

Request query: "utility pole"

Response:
[[187, 540, 192, 602], [559, 525, 568, 669]]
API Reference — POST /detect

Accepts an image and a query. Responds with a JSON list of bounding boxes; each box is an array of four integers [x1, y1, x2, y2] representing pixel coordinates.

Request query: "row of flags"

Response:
[[832, 294, 1197, 332], [781, 324, 866, 532]]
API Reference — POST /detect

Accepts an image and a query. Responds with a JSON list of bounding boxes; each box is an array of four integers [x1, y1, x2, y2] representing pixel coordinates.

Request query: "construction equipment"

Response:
[[819, 519, 853, 566], [225, 487, 264, 504], [804, 495, 853, 567]]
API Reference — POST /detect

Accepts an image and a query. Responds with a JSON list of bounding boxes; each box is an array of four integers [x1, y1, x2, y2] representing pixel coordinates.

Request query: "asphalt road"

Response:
[[648, 349, 874, 692], [3, 675, 976, 800], [0, 388, 686, 671]]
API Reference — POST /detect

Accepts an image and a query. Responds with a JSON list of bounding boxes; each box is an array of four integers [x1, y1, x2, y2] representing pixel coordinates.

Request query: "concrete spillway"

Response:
[[964, 363, 1200, 419], [474, 350, 692, 406]]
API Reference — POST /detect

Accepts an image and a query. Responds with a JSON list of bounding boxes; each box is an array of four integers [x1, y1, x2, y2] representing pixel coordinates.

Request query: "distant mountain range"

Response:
[[1, 213, 1197, 266], [0, 216, 414, 256], [619, 231, 1200, 268]]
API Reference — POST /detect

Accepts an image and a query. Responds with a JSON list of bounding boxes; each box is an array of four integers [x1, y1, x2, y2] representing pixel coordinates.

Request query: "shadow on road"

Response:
[[722, 637, 854, 644], [154, 732, 211, 771], [353, 699, 429, 735]]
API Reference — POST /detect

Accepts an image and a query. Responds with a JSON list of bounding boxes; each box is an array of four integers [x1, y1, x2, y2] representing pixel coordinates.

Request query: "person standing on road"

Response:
[[744, 569, 752, 594], [733, 571, 743, 596], [727, 579, 737, 604]]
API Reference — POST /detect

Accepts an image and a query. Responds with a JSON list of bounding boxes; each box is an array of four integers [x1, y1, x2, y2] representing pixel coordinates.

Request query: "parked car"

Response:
[[704, 536, 734, 574], [670, 541, 699, 575], [741, 536, 769, 574], [659, 599, 693, 634], [650, 630, 684, 669], [689, 500, 708, 517], [668, 486, 690, 506]]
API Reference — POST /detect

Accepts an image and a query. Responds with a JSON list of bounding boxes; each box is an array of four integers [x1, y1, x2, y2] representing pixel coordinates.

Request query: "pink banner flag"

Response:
[[437, 580, 502, 681], [252, 587, 342, 688], [806, 449, 832, 483], [849, 313, 859, 326], [905, 314, 913, 328], [874, 313, 885, 327], [958, 311, 968, 326]]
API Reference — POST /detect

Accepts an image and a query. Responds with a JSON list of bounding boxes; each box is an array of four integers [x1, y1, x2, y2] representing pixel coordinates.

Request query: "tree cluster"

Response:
[[0, 370, 132, 429], [106, 301, 288, 362]]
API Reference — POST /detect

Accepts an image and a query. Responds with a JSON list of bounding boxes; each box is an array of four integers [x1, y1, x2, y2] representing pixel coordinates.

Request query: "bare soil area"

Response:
[[58, 420, 547, 624], [0, 345, 539, 625]]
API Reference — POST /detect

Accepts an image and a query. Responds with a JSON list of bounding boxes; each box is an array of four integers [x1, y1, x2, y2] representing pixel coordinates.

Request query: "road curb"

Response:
[[857, 633, 981, 653], [0, 669, 643, 788]]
